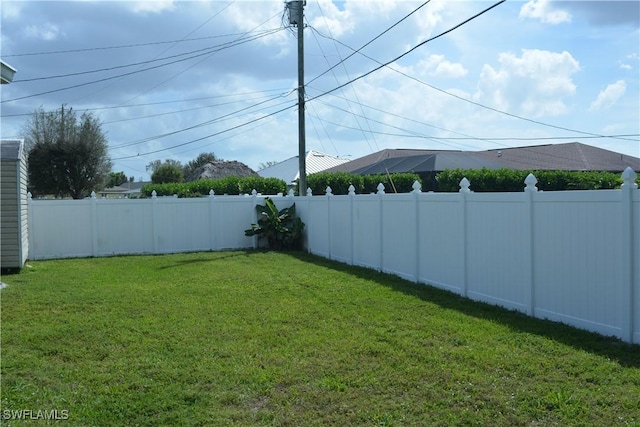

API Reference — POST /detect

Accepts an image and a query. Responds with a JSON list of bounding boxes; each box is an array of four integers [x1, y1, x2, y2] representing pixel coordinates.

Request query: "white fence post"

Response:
[[348, 184, 356, 266], [151, 190, 158, 253], [459, 178, 471, 297], [306, 187, 313, 253], [523, 173, 538, 316], [209, 190, 216, 251], [27, 192, 33, 259], [620, 167, 638, 343], [377, 183, 385, 272], [412, 180, 422, 284], [90, 191, 98, 257], [326, 186, 333, 260]]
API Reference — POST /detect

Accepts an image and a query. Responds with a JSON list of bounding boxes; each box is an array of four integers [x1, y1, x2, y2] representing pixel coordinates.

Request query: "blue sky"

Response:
[[1, 0, 638, 181]]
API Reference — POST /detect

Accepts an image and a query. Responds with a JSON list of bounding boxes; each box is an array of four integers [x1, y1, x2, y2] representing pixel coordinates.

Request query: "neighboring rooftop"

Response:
[[326, 143, 640, 175], [1, 60, 17, 84], [186, 160, 257, 182], [0, 139, 24, 160], [258, 150, 350, 184]]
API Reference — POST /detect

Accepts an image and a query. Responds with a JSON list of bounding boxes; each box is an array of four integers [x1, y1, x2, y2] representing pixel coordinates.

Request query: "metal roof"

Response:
[[0, 139, 24, 161], [258, 150, 350, 183]]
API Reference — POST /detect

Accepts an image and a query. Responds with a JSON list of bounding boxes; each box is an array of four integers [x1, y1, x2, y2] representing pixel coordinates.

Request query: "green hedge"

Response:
[[435, 168, 630, 192], [140, 176, 288, 198], [306, 172, 421, 195]]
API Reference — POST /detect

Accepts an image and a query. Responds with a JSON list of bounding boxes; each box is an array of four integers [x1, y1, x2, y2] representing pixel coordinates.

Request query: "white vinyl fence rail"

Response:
[[27, 169, 639, 343]]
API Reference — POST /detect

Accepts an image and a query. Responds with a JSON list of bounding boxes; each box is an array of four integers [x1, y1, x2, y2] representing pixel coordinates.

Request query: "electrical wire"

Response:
[[108, 92, 294, 150], [306, 0, 507, 104], [110, 103, 297, 160], [1, 28, 286, 104], [308, 19, 636, 143], [306, 0, 431, 87]]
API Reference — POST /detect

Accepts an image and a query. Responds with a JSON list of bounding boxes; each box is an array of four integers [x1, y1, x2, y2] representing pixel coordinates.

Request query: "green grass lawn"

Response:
[[1, 251, 638, 426]]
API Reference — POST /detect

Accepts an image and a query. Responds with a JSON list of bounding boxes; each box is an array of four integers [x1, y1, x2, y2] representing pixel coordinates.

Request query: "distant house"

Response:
[[1, 60, 17, 84], [258, 150, 350, 186], [324, 142, 639, 191], [328, 143, 639, 174], [186, 160, 257, 182], [1, 140, 29, 270], [97, 181, 151, 198]]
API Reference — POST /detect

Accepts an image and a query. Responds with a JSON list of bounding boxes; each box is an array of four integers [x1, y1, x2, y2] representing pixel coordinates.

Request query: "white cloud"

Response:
[[23, 23, 64, 41], [128, 1, 176, 14], [589, 80, 626, 111], [1, 2, 23, 20], [421, 54, 468, 79], [520, 0, 571, 25], [474, 49, 580, 117]]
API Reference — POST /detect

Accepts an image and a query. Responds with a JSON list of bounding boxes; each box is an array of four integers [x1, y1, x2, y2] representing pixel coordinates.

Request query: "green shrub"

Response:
[[306, 172, 420, 195], [435, 168, 627, 192], [140, 176, 287, 198], [244, 197, 305, 250]]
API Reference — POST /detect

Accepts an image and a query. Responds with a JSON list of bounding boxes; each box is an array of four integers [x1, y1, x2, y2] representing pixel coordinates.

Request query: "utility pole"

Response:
[[288, 1, 306, 195]]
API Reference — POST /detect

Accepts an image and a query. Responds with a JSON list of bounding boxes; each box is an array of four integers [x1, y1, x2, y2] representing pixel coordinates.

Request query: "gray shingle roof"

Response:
[[326, 143, 640, 174]]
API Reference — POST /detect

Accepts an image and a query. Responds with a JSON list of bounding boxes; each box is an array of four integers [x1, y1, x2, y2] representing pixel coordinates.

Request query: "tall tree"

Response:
[[183, 152, 219, 178], [24, 106, 111, 199], [151, 163, 183, 184], [107, 171, 128, 188], [146, 159, 181, 173]]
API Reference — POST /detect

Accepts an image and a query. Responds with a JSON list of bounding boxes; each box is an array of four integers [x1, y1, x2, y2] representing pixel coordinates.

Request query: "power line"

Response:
[[306, 0, 507, 105], [108, 92, 293, 150], [309, 20, 636, 143], [110, 103, 297, 160], [0, 88, 290, 118], [1, 28, 285, 104], [2, 32, 267, 58], [306, 0, 431, 87], [11, 29, 279, 83]]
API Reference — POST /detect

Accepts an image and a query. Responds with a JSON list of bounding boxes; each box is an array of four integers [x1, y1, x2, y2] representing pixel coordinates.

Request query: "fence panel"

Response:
[[29, 200, 93, 259], [380, 194, 417, 281], [94, 198, 154, 255], [417, 193, 464, 294], [465, 193, 529, 312], [26, 170, 639, 343], [532, 191, 623, 338]]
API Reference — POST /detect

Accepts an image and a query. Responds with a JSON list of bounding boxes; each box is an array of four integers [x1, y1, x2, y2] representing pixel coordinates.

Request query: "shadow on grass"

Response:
[[156, 250, 255, 270], [286, 250, 640, 368]]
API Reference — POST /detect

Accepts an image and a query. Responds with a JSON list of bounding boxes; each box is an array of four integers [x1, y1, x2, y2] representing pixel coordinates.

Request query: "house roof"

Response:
[[475, 142, 640, 171], [258, 150, 350, 183], [1, 60, 17, 84], [0, 139, 24, 161], [326, 143, 640, 175], [186, 160, 257, 181]]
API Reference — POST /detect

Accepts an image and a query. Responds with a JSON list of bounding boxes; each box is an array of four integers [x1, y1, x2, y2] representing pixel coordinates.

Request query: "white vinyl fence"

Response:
[[27, 169, 639, 343]]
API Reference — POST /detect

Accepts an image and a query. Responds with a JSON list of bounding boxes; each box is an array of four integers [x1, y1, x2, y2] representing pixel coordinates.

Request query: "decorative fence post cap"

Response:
[[621, 167, 638, 190], [459, 177, 471, 193], [288, 188, 295, 197], [251, 189, 257, 196], [90, 191, 96, 198], [306, 187, 313, 196], [412, 181, 422, 193], [377, 183, 385, 194], [348, 184, 356, 195], [151, 190, 157, 198], [524, 173, 538, 192], [325, 186, 333, 196], [209, 189, 215, 197], [27, 192, 32, 199]]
